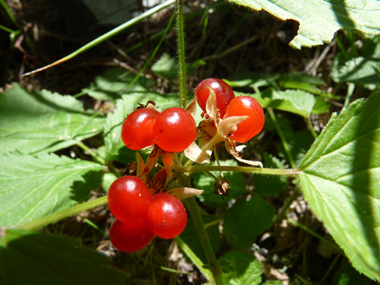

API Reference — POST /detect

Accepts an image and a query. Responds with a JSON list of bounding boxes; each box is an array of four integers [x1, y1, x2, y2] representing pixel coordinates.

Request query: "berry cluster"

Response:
[[109, 78, 264, 253], [108, 176, 187, 252], [121, 106, 196, 152], [196, 78, 265, 143]]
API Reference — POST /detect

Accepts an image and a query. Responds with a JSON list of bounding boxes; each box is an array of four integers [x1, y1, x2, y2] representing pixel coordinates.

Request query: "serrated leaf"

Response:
[[219, 250, 262, 285], [223, 195, 275, 249], [0, 229, 126, 285], [332, 264, 373, 285], [228, 0, 380, 48], [103, 92, 178, 162], [299, 92, 380, 281], [83, 69, 154, 101], [254, 153, 288, 197], [193, 160, 246, 208], [0, 153, 102, 227], [0, 84, 104, 154], [180, 215, 221, 263]]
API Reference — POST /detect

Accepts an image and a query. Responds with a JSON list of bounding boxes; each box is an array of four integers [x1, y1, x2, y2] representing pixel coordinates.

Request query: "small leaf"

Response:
[[223, 195, 275, 249], [300, 92, 380, 281], [0, 153, 102, 227], [219, 250, 262, 285], [0, 84, 104, 154], [83, 69, 154, 100], [0, 229, 126, 284]]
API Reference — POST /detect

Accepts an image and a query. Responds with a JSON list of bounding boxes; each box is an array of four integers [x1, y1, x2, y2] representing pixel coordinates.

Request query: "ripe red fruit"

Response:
[[153, 107, 196, 152], [195, 78, 235, 117], [121, 108, 160, 150], [147, 193, 187, 239], [108, 176, 152, 226], [224, 96, 265, 143], [109, 219, 154, 253]]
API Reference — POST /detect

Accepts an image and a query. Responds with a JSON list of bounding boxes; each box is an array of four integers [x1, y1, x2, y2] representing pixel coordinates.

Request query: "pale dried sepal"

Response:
[[184, 141, 210, 164], [168, 187, 204, 200], [143, 146, 161, 174], [205, 87, 217, 120], [225, 140, 263, 168], [186, 97, 197, 119], [218, 115, 248, 137]]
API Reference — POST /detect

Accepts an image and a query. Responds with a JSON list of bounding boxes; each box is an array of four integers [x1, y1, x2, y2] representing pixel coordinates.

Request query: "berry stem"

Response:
[[176, 0, 187, 109], [16, 196, 108, 230], [187, 165, 302, 177]]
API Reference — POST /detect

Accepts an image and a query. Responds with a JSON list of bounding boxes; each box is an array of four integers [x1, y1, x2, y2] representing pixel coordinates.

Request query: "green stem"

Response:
[[184, 197, 224, 285], [188, 165, 302, 177], [23, 0, 175, 76], [175, 236, 214, 282], [305, 117, 318, 139], [76, 140, 106, 165], [17, 196, 108, 230], [267, 108, 296, 168], [176, 0, 187, 108]]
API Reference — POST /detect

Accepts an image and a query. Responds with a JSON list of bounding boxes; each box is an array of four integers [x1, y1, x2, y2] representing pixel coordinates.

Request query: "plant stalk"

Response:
[[17, 196, 108, 230], [188, 165, 302, 177], [176, 0, 187, 108], [184, 197, 224, 285]]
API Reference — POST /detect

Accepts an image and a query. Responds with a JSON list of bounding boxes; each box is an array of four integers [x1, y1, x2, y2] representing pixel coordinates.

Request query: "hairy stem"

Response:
[[176, 0, 187, 108]]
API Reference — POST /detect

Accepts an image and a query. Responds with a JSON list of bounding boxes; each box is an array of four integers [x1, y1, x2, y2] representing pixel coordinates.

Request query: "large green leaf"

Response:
[[228, 0, 380, 48], [0, 84, 104, 154], [104, 92, 179, 162], [0, 153, 102, 227], [0, 229, 126, 285], [299, 92, 380, 281], [219, 250, 262, 285]]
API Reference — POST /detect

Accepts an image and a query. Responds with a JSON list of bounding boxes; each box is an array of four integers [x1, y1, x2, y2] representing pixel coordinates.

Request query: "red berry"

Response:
[[224, 96, 265, 143], [121, 108, 160, 150], [110, 219, 154, 252], [108, 176, 152, 226], [153, 107, 196, 152], [196, 78, 235, 117], [147, 193, 187, 239]]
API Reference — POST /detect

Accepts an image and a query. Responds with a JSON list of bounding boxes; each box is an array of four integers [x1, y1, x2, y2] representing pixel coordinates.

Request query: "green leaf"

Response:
[[104, 92, 179, 162], [299, 92, 380, 281], [193, 160, 246, 208], [223, 195, 275, 249], [332, 56, 380, 88], [0, 84, 104, 154], [83, 69, 154, 101], [228, 0, 380, 48], [219, 250, 262, 285], [0, 153, 102, 227], [180, 215, 221, 263], [254, 153, 288, 197], [0, 229, 126, 285]]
